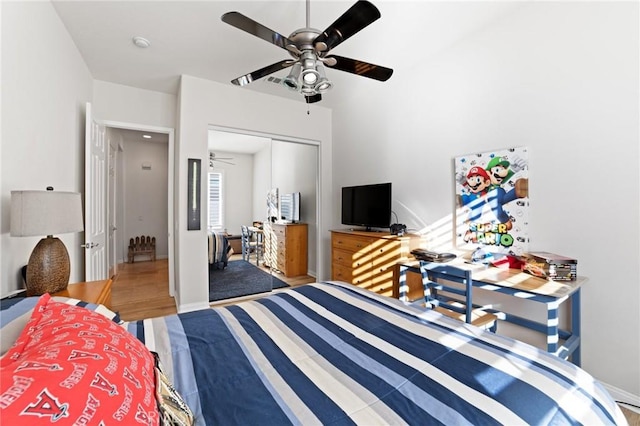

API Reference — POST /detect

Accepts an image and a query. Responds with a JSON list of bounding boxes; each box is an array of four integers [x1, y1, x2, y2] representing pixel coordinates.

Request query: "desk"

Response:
[[394, 260, 585, 366]]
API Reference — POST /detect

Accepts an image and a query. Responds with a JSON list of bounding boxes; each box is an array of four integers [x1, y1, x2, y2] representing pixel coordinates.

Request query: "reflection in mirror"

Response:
[[207, 129, 273, 301], [207, 129, 319, 303]]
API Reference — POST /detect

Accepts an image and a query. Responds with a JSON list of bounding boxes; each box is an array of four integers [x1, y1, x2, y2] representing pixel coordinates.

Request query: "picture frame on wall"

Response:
[[454, 147, 529, 255], [187, 158, 201, 231]]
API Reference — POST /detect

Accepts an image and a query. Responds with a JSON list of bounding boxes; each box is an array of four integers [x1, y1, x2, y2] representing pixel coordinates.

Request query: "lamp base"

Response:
[[26, 236, 70, 296]]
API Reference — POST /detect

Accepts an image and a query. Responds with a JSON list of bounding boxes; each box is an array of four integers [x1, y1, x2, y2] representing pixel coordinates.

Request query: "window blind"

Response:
[[208, 172, 223, 229]]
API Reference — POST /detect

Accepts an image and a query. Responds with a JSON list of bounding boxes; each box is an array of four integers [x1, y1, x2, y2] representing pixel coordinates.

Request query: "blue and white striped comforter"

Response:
[[124, 282, 626, 425]]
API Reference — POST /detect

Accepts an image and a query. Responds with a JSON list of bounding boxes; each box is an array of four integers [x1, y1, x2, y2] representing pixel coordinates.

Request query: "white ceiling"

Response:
[[51, 1, 523, 109], [110, 128, 169, 144]]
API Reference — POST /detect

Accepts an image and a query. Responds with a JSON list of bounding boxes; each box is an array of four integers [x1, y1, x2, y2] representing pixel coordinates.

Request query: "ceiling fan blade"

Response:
[[222, 12, 295, 51], [305, 94, 322, 104], [325, 55, 393, 81], [231, 60, 294, 86], [313, 0, 381, 53]]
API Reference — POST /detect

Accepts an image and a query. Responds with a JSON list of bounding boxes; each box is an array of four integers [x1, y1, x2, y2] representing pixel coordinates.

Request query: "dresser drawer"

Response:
[[332, 233, 372, 254], [332, 247, 370, 269], [332, 263, 371, 286], [369, 238, 401, 257], [272, 224, 287, 239]]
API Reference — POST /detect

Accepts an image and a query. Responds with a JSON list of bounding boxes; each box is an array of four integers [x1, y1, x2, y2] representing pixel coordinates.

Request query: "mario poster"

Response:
[[454, 147, 529, 256]]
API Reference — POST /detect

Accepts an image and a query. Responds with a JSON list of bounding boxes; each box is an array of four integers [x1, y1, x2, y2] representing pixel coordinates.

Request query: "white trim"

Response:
[[177, 301, 210, 314], [602, 382, 640, 414]]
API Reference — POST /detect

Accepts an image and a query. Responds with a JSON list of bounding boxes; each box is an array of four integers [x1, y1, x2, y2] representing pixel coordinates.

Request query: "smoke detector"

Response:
[[132, 36, 151, 48]]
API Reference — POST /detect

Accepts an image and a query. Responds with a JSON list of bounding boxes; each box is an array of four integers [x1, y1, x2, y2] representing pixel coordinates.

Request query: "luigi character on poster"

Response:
[[455, 147, 529, 257]]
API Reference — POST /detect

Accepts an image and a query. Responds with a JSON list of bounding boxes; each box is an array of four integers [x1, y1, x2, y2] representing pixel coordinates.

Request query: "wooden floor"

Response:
[[111, 258, 177, 321], [110, 258, 640, 424], [111, 254, 315, 321]]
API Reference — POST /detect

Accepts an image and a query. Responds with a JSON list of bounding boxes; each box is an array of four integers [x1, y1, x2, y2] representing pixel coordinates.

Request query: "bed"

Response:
[[208, 230, 231, 270], [1, 282, 628, 425]]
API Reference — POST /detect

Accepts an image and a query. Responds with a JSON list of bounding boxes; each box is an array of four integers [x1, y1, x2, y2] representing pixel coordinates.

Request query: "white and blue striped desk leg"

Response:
[[571, 289, 581, 366], [398, 265, 409, 303], [547, 300, 561, 354]]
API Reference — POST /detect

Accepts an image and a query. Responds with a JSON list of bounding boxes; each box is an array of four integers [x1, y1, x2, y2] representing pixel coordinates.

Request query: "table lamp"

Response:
[[10, 187, 84, 296]]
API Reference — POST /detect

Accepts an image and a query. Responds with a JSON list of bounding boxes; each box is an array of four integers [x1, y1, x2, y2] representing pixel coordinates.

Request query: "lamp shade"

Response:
[[11, 190, 84, 237]]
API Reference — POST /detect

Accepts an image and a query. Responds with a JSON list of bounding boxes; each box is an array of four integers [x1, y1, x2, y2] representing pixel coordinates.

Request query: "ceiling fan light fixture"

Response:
[[302, 69, 319, 85], [300, 51, 319, 85], [283, 63, 302, 91], [314, 63, 333, 93]]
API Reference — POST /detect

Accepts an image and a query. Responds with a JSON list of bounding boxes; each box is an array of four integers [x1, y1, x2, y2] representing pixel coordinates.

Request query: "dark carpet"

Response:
[[209, 259, 289, 302]]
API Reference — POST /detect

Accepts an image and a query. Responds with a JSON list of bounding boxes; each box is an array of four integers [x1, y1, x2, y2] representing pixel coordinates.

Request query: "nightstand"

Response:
[[52, 279, 112, 309]]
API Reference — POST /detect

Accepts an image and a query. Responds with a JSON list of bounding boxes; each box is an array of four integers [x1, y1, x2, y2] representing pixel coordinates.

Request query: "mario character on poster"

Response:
[[455, 147, 529, 256]]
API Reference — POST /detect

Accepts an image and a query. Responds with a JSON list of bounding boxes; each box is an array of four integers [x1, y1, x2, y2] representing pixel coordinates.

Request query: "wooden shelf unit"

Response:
[[331, 230, 421, 297], [265, 223, 308, 277]]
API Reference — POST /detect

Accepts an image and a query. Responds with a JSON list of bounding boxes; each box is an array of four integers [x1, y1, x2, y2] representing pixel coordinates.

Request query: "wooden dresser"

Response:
[[266, 223, 308, 277], [331, 230, 420, 297]]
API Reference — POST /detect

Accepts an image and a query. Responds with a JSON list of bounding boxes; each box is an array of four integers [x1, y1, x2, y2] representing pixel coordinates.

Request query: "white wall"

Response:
[[331, 2, 639, 397], [176, 75, 332, 312], [1, 1, 93, 294], [209, 150, 254, 236], [122, 138, 169, 259], [93, 80, 176, 129], [272, 140, 318, 276], [252, 144, 272, 222]]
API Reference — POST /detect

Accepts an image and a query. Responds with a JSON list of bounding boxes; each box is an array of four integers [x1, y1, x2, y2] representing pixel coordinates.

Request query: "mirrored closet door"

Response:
[[207, 129, 319, 302]]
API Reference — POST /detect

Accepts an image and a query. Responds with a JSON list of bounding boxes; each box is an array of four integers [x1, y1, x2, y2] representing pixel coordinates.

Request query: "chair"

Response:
[[399, 261, 497, 331], [241, 225, 263, 266]]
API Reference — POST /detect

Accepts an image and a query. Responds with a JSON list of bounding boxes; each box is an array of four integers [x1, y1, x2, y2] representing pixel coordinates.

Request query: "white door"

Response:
[[84, 102, 108, 281], [108, 142, 118, 278]]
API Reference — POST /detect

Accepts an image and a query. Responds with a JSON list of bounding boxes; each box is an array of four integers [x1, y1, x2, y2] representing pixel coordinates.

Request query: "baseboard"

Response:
[[117, 254, 168, 264], [177, 301, 209, 314], [603, 382, 640, 413]]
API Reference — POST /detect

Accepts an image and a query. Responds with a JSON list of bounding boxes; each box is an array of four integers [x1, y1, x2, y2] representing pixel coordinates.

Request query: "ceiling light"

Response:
[[132, 36, 151, 48], [314, 64, 332, 93], [282, 51, 333, 99], [302, 70, 318, 85], [142, 134, 152, 139], [283, 63, 302, 91], [300, 52, 319, 86]]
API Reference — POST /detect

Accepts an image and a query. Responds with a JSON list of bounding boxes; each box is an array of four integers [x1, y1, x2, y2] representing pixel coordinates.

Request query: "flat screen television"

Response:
[[341, 183, 392, 231], [280, 192, 300, 223]]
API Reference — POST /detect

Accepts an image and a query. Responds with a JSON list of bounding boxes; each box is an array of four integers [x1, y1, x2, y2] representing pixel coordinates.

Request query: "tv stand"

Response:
[[330, 229, 420, 297]]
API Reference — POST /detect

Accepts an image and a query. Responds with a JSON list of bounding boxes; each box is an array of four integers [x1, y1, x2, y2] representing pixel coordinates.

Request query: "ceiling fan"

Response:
[[221, 0, 393, 104], [209, 152, 235, 166]]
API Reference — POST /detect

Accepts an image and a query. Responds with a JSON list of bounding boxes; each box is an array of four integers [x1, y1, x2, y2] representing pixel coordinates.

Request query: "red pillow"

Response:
[[0, 293, 159, 425]]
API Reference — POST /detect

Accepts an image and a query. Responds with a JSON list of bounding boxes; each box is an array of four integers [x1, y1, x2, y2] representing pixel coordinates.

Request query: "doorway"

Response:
[[101, 123, 175, 296]]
